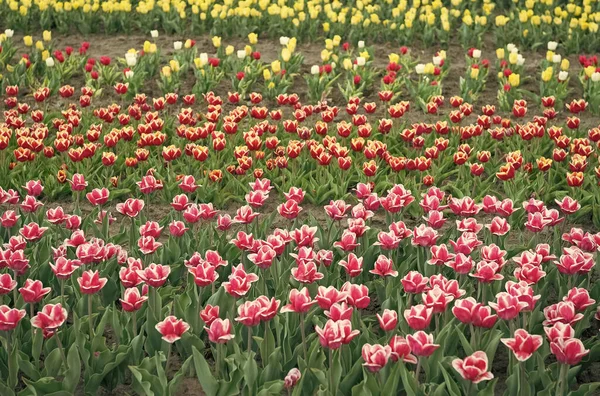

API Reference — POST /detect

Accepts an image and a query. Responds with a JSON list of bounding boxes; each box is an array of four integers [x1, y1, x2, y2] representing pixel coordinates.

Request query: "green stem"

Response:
[[247, 326, 252, 354], [415, 357, 422, 386], [300, 313, 308, 361], [55, 333, 69, 371], [132, 311, 137, 337], [165, 342, 172, 373], [88, 294, 95, 341]]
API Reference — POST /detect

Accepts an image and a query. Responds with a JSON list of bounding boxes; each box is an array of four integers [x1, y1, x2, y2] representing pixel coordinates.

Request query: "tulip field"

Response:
[[2, 1, 600, 395]]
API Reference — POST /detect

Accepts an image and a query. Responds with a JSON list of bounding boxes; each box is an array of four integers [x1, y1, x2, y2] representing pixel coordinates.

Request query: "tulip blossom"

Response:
[[156, 316, 190, 343], [205, 318, 235, 344], [120, 288, 148, 312], [362, 343, 393, 372], [18, 279, 51, 303], [31, 303, 68, 338], [78, 270, 108, 294], [550, 337, 589, 365], [452, 351, 494, 383], [377, 309, 398, 332], [406, 331, 440, 357], [0, 305, 26, 331], [315, 319, 360, 350], [501, 329, 543, 362]]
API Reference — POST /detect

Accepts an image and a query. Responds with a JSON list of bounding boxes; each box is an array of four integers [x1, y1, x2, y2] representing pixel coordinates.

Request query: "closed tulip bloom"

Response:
[[377, 309, 398, 332], [389, 335, 418, 363], [341, 282, 370, 309], [472, 305, 498, 328], [281, 288, 316, 313], [325, 302, 354, 321], [205, 318, 235, 344], [452, 351, 494, 383], [277, 200, 302, 219], [248, 245, 276, 269], [422, 286, 454, 313], [404, 304, 433, 330], [30, 303, 68, 337], [501, 329, 543, 362], [155, 316, 190, 343], [452, 297, 481, 324], [200, 305, 220, 326], [411, 225, 439, 247], [550, 337, 589, 365], [120, 288, 148, 312], [0, 274, 17, 295], [334, 230, 360, 251], [284, 368, 301, 389], [236, 300, 264, 327], [362, 344, 393, 372], [77, 270, 108, 294], [18, 279, 51, 303], [315, 319, 360, 349], [0, 305, 26, 331], [370, 255, 398, 277], [407, 331, 440, 357], [315, 286, 346, 310], [401, 271, 429, 294]]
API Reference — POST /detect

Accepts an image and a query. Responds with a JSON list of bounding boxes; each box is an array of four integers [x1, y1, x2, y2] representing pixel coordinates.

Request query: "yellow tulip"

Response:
[[212, 36, 221, 48], [541, 66, 553, 82], [162, 66, 172, 77], [343, 58, 353, 70], [470, 67, 479, 79], [23, 36, 33, 46], [35, 41, 44, 51], [496, 48, 505, 59], [560, 59, 570, 70], [226, 45, 234, 56], [508, 73, 520, 87], [389, 53, 400, 64], [509, 52, 518, 65], [41, 50, 50, 61], [281, 48, 291, 62], [42, 30, 52, 42], [271, 60, 281, 74], [248, 33, 258, 44]]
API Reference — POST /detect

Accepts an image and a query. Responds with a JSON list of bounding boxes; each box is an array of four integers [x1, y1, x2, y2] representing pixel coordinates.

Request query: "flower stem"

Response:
[[415, 357, 422, 386], [300, 313, 307, 361], [55, 332, 69, 371], [247, 326, 252, 355], [88, 294, 95, 341], [165, 342, 172, 374], [132, 311, 137, 337]]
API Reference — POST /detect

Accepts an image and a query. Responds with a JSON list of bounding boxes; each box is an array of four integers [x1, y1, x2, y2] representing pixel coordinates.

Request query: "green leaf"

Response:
[[192, 346, 219, 396], [478, 378, 498, 396], [129, 365, 155, 396], [439, 363, 461, 396], [63, 345, 81, 393]]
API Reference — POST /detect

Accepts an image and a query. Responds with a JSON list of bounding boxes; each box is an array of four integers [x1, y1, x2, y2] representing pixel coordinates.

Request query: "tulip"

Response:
[[362, 343, 392, 372], [404, 304, 433, 330], [450, 351, 494, 394], [377, 309, 398, 332], [78, 270, 107, 339], [501, 329, 543, 362], [156, 315, 190, 372], [284, 368, 301, 389]]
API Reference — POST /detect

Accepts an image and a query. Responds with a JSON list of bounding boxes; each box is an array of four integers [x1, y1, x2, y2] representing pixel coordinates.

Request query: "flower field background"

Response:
[[1, 1, 600, 395]]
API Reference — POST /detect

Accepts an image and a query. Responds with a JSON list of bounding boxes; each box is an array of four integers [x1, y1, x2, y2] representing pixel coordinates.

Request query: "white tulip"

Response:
[[173, 41, 183, 50], [517, 55, 525, 66], [45, 57, 55, 67], [200, 53, 208, 63], [415, 64, 425, 74], [125, 53, 137, 67], [592, 72, 600, 82], [310, 65, 320, 75], [472, 49, 481, 59], [506, 43, 516, 52], [331, 62, 336, 69], [125, 70, 134, 79], [552, 54, 561, 63], [432, 56, 442, 66], [4, 29, 14, 38], [547, 41, 558, 50], [558, 71, 568, 81], [150, 30, 159, 38], [358, 40, 365, 48], [279, 36, 289, 46], [356, 56, 366, 66], [237, 50, 246, 59]]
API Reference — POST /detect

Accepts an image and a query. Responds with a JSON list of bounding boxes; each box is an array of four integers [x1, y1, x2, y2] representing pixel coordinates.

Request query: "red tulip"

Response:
[[362, 343, 392, 372], [543, 301, 584, 326], [116, 198, 145, 218], [281, 287, 316, 313], [137, 263, 170, 288], [401, 271, 429, 294], [0, 211, 20, 228], [563, 287, 596, 311], [85, 188, 110, 206], [20, 222, 48, 241], [315, 286, 346, 310], [452, 351, 494, 383], [501, 329, 543, 362], [550, 337, 589, 365], [0, 305, 26, 331], [411, 225, 439, 247], [236, 299, 264, 327], [30, 303, 67, 337], [200, 304, 220, 326], [77, 270, 108, 294], [404, 304, 433, 330], [422, 286, 454, 313], [188, 261, 218, 287], [284, 368, 301, 389], [377, 309, 398, 332], [370, 255, 398, 277], [137, 236, 162, 255], [389, 335, 418, 363], [334, 230, 360, 251], [544, 322, 575, 343], [315, 319, 360, 349], [406, 331, 439, 357], [50, 257, 80, 280], [155, 315, 190, 343], [120, 288, 148, 312], [339, 253, 363, 278], [489, 292, 528, 320], [18, 279, 51, 303], [277, 200, 302, 219], [341, 282, 370, 309], [205, 318, 235, 344]]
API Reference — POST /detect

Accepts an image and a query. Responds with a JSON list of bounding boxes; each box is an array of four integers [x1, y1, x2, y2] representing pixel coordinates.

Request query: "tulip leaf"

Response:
[[129, 365, 156, 396], [455, 326, 474, 356], [483, 329, 504, 364], [63, 345, 81, 393], [191, 346, 219, 396], [256, 380, 284, 396], [339, 359, 364, 395], [439, 363, 461, 396], [477, 378, 498, 396], [382, 362, 401, 394]]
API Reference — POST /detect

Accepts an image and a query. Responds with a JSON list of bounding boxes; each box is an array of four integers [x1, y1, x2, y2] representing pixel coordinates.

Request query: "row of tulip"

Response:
[[2, 32, 600, 111], [0, 176, 598, 395], [1, 0, 600, 52]]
